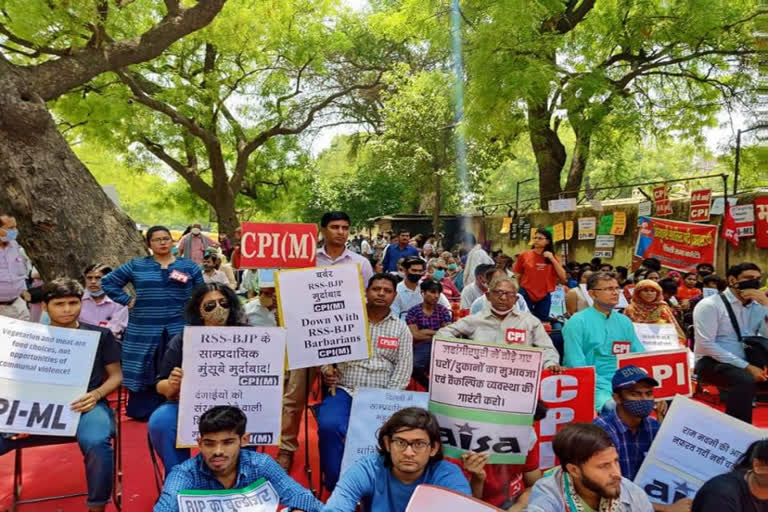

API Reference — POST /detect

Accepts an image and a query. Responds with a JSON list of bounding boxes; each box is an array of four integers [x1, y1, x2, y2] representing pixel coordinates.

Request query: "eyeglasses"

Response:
[[490, 290, 517, 298], [150, 237, 173, 244], [592, 287, 620, 293], [389, 437, 431, 453], [202, 299, 230, 312]]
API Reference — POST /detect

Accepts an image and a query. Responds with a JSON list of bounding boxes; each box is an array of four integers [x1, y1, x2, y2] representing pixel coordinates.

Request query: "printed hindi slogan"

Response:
[[634, 396, 763, 505], [428, 336, 543, 464], [177, 478, 279, 512], [177, 326, 286, 447], [0, 317, 99, 436], [340, 388, 429, 475], [276, 264, 370, 369]]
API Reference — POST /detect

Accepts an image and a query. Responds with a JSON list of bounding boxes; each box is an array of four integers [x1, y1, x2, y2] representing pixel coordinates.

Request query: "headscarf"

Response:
[[624, 279, 686, 345]]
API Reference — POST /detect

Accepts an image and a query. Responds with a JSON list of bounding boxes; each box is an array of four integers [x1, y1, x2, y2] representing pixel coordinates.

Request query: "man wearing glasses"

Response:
[[437, 276, 562, 372], [323, 407, 470, 512], [563, 271, 645, 412]]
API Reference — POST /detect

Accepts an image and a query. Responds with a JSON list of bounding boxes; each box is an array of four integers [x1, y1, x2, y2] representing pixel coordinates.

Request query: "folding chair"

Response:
[[147, 432, 165, 495]]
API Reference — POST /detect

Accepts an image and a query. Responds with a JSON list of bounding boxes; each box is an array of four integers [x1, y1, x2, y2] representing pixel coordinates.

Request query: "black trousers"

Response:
[[696, 356, 768, 424]]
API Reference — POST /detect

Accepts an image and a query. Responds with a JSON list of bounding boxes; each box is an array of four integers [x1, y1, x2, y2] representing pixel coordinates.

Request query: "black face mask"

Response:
[[737, 279, 761, 291], [406, 273, 422, 284], [698, 270, 712, 277]]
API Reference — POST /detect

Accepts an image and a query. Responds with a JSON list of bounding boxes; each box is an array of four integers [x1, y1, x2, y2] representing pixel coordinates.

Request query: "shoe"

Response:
[[276, 449, 294, 472]]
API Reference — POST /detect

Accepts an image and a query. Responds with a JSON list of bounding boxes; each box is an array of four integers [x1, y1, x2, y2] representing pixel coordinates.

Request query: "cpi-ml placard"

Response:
[[276, 264, 371, 369]]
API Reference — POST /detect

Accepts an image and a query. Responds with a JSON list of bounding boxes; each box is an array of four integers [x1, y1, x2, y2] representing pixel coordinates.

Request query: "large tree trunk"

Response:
[[564, 126, 592, 195], [0, 62, 146, 281], [212, 184, 240, 238], [527, 101, 566, 209]]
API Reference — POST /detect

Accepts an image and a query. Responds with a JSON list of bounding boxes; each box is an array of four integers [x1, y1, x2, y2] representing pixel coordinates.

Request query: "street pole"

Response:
[[734, 129, 741, 195]]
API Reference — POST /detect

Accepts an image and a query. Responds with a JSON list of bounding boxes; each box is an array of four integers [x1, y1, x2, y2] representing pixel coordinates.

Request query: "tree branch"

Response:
[[140, 138, 213, 203]]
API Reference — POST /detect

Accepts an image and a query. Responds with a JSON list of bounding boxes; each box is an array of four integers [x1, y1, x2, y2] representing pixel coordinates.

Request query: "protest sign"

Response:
[[276, 264, 370, 370], [689, 189, 712, 222], [598, 215, 614, 235], [595, 235, 615, 248], [610, 211, 627, 235], [177, 326, 286, 447], [710, 197, 738, 215], [632, 323, 679, 352], [500, 217, 512, 234], [756, 197, 768, 248], [634, 396, 763, 505], [731, 204, 755, 237], [405, 484, 504, 512], [553, 223, 565, 242], [0, 317, 99, 436], [653, 186, 673, 216], [239, 222, 318, 269], [593, 249, 613, 259], [548, 198, 577, 213], [429, 336, 543, 463], [548, 285, 566, 318], [634, 216, 717, 273], [577, 217, 597, 240], [177, 478, 279, 512], [535, 368, 596, 469], [565, 220, 574, 240], [340, 388, 429, 475], [638, 201, 652, 217], [617, 349, 691, 400]]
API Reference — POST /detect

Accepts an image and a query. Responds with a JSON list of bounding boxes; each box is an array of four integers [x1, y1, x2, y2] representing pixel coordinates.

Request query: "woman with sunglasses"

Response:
[[148, 282, 245, 473]]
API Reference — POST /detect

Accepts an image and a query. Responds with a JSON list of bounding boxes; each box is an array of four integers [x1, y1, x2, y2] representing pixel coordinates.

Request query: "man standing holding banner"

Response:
[[317, 272, 413, 492], [277, 211, 373, 471]]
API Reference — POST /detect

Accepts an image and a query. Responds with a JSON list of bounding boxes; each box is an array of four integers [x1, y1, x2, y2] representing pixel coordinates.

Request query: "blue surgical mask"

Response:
[[448, 263, 458, 270], [622, 399, 655, 418], [90, 289, 105, 297], [1, 229, 18, 242], [433, 270, 445, 280]]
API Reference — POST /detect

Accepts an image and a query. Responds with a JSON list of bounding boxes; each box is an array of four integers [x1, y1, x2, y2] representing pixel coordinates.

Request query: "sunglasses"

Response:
[[202, 299, 230, 312]]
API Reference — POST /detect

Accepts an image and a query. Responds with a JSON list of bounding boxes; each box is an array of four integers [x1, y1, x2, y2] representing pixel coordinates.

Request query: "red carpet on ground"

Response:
[[1, 389, 765, 511]]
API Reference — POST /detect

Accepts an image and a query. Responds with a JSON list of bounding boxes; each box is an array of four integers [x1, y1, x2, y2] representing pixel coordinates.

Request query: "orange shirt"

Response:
[[513, 250, 559, 302], [676, 285, 702, 302]]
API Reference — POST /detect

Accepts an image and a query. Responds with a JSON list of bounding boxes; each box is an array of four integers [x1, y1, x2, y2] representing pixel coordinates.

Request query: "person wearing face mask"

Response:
[[390, 257, 451, 320], [177, 223, 217, 265], [563, 272, 646, 412], [694, 262, 768, 424], [0, 213, 31, 320], [695, 263, 715, 289], [405, 279, 453, 389], [79, 264, 129, 339], [148, 282, 246, 472], [434, 257, 461, 305]]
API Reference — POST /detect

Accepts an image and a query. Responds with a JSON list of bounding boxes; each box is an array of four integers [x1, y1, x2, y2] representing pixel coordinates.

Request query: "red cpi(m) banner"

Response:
[[634, 216, 717, 273], [240, 222, 318, 269], [756, 197, 768, 249], [535, 367, 595, 469]]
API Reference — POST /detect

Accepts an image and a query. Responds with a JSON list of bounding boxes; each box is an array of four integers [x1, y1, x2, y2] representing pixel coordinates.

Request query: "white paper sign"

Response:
[[577, 217, 597, 240], [634, 396, 763, 504], [177, 478, 279, 512], [548, 198, 578, 213], [0, 317, 99, 436], [276, 264, 370, 369], [177, 326, 287, 447], [340, 388, 429, 475], [406, 484, 504, 511], [732, 204, 755, 237], [710, 197, 738, 215], [595, 235, 616, 248], [634, 461, 700, 505], [633, 323, 679, 351], [594, 249, 613, 258], [638, 201, 653, 217]]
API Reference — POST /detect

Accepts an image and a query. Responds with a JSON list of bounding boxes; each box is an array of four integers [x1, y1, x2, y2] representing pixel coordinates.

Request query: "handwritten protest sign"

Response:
[[632, 323, 679, 351], [536, 368, 596, 469], [177, 478, 279, 512], [732, 204, 755, 237], [610, 211, 627, 235], [578, 217, 597, 240], [239, 222, 317, 269], [178, 326, 286, 447], [429, 336, 543, 463], [0, 317, 99, 436], [340, 388, 429, 475], [405, 484, 504, 511], [276, 264, 370, 369], [617, 349, 691, 400], [548, 198, 577, 213], [634, 396, 763, 505]]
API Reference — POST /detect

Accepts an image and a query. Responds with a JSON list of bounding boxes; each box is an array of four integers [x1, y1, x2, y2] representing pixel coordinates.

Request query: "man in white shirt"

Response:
[[462, 233, 494, 287], [460, 263, 495, 311], [390, 257, 451, 320]]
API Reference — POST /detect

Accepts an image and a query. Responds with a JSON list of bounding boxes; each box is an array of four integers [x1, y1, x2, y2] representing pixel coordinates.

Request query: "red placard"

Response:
[[239, 222, 318, 269], [617, 349, 691, 401], [688, 189, 712, 222], [653, 186, 673, 217], [535, 367, 596, 469], [634, 217, 717, 273], [755, 197, 768, 249]]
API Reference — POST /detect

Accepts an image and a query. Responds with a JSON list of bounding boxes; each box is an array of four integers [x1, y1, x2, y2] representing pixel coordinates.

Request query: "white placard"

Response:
[[340, 388, 429, 475], [638, 201, 653, 217], [276, 264, 370, 369], [406, 484, 504, 511], [633, 323, 679, 351], [577, 217, 597, 240], [732, 204, 755, 237], [177, 478, 279, 512], [0, 317, 99, 436], [594, 249, 613, 258], [634, 396, 763, 504], [595, 235, 616, 248], [177, 326, 286, 447], [709, 197, 738, 215], [548, 198, 578, 213], [634, 462, 700, 505]]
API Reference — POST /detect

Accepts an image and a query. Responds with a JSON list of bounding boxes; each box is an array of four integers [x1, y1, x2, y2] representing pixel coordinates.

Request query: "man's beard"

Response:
[[581, 471, 621, 500]]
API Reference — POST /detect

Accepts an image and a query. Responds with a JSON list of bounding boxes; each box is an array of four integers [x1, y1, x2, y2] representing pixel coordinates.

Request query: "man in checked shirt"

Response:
[[315, 272, 414, 493]]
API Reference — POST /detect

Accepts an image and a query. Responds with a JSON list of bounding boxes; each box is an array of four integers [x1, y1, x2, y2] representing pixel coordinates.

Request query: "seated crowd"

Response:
[[0, 211, 766, 512]]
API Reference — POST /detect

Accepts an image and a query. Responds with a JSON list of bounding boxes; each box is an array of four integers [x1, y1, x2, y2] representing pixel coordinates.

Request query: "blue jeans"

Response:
[[519, 287, 552, 322], [148, 402, 190, 472], [0, 400, 115, 507], [412, 341, 432, 389], [316, 388, 352, 492]]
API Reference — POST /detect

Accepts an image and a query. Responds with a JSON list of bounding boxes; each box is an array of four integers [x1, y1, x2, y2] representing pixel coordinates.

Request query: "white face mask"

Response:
[[490, 306, 515, 316], [191, 228, 201, 235]]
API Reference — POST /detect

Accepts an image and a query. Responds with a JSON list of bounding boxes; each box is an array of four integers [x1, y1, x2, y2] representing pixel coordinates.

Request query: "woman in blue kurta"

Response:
[[102, 225, 204, 419]]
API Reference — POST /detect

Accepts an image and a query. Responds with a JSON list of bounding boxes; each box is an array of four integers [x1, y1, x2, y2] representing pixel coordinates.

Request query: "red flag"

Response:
[[722, 202, 740, 248]]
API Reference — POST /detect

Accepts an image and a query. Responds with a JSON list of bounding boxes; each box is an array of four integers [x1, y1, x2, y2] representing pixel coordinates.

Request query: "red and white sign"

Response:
[[505, 328, 527, 344], [377, 336, 399, 350], [688, 189, 712, 222], [611, 341, 631, 355], [731, 204, 755, 238], [755, 197, 768, 249], [240, 222, 318, 269], [535, 368, 596, 469], [722, 202, 740, 248], [653, 186, 673, 217], [617, 348, 691, 401], [169, 269, 190, 283]]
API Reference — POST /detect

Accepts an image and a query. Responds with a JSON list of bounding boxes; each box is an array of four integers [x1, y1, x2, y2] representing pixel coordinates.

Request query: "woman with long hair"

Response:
[[512, 228, 567, 322], [623, 279, 686, 346], [147, 282, 245, 472]]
